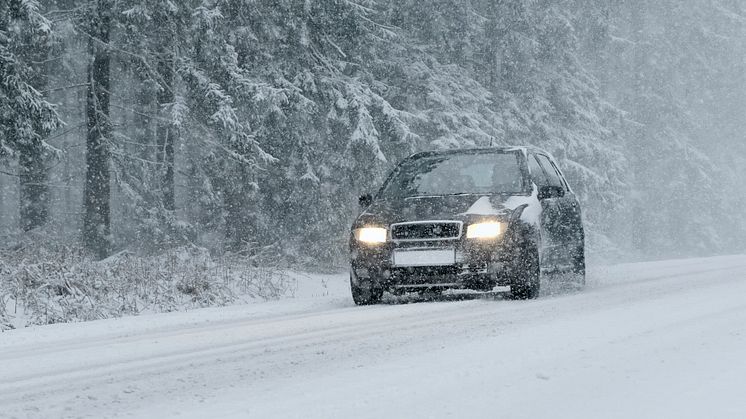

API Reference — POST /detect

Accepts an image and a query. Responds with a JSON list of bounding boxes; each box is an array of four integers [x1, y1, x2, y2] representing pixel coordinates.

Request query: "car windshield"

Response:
[[381, 152, 525, 198]]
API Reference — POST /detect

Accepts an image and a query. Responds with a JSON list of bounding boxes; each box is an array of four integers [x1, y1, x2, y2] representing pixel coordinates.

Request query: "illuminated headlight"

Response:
[[466, 222, 503, 239], [354, 227, 387, 244]]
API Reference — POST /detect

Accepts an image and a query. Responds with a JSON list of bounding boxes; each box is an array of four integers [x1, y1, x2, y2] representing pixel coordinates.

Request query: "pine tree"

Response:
[[82, 0, 112, 259], [16, 0, 55, 232], [0, 0, 60, 232], [598, 0, 746, 256], [116, 0, 189, 249], [3, 0, 745, 263]]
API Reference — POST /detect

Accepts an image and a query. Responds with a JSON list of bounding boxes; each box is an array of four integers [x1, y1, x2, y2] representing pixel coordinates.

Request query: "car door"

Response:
[[527, 154, 564, 268], [535, 154, 581, 269]]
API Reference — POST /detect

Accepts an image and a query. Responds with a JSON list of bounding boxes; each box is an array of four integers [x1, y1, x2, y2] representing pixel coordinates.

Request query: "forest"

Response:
[[2, 0, 745, 278]]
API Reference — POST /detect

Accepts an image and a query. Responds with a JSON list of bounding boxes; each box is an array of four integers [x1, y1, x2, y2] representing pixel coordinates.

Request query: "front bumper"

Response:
[[350, 235, 517, 291]]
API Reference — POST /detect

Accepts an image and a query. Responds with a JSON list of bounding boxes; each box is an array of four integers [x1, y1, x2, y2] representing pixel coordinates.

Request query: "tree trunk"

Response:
[[482, 1, 504, 93], [83, 0, 112, 259], [156, 48, 176, 211], [18, 145, 49, 231], [222, 165, 255, 252]]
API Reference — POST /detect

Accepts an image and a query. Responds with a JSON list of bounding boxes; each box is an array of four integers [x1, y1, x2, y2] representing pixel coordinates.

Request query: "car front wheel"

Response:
[[509, 244, 540, 300], [350, 270, 384, 305]]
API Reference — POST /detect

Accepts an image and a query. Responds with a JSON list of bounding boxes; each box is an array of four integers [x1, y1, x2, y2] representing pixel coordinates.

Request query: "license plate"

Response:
[[393, 249, 456, 267]]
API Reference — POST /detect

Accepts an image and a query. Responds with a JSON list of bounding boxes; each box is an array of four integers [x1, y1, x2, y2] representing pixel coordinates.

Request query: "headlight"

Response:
[[466, 222, 503, 239], [354, 227, 387, 244]]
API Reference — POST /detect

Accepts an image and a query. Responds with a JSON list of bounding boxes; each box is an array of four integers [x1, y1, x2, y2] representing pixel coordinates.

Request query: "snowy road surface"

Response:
[[2, 255, 746, 419]]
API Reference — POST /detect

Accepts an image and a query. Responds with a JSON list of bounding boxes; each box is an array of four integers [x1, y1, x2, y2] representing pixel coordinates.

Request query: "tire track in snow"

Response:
[[2, 257, 746, 417]]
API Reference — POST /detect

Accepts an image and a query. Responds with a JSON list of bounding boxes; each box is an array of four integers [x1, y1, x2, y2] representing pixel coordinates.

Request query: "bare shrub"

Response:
[[0, 242, 296, 328]]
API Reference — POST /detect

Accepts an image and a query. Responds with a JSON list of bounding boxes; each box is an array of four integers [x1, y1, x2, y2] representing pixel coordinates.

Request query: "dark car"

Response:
[[349, 147, 585, 304]]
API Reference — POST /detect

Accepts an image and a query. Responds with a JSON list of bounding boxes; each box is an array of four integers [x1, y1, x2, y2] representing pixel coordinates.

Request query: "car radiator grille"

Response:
[[390, 221, 462, 241]]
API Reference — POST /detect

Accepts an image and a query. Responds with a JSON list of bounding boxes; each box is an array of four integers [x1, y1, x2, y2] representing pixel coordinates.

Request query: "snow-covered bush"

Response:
[[0, 241, 295, 329]]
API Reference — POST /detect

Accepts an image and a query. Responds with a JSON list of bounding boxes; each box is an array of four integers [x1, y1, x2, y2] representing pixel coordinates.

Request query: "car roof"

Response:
[[406, 146, 553, 160]]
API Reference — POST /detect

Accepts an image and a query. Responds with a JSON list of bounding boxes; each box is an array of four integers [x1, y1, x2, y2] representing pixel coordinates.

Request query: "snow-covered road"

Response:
[[2, 255, 746, 419]]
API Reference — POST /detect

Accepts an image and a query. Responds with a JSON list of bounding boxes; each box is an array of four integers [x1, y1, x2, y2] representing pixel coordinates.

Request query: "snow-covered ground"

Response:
[[2, 255, 746, 418]]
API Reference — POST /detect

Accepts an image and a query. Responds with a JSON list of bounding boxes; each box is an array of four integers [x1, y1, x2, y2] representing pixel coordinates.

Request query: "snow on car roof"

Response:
[[407, 146, 552, 160]]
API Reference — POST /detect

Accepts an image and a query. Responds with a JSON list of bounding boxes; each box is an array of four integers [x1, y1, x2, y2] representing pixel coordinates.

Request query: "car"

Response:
[[349, 147, 585, 304]]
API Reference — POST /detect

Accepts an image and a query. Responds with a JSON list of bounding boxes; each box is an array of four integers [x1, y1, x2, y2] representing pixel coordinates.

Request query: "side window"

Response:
[[536, 155, 564, 190], [528, 155, 548, 187], [548, 160, 570, 190]]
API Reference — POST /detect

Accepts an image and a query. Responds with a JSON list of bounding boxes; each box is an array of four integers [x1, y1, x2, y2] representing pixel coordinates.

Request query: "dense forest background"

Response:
[[2, 0, 746, 268]]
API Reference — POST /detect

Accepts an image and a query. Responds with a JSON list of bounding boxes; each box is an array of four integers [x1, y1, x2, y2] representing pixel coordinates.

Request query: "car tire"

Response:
[[509, 244, 540, 300], [350, 271, 383, 305]]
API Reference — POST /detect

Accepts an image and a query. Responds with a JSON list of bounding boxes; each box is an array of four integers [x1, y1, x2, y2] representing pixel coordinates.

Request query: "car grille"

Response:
[[390, 221, 462, 241]]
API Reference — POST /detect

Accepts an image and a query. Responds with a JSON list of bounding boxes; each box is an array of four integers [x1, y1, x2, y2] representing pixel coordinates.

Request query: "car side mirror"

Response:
[[538, 185, 565, 200], [359, 193, 373, 209]]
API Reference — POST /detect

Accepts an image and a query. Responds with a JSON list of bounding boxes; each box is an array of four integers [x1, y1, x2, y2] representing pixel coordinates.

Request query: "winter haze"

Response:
[[1, 1, 746, 418]]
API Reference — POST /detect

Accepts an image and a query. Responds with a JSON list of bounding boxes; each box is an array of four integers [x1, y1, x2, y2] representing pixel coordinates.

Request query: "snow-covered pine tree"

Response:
[[114, 0, 193, 250], [160, 0, 414, 260], [384, 0, 628, 257], [3, 0, 744, 266], [602, 0, 746, 257], [179, 1, 278, 251], [0, 0, 60, 231]]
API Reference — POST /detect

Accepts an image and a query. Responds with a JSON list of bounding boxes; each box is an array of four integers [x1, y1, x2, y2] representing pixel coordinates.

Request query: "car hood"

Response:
[[356, 194, 529, 227]]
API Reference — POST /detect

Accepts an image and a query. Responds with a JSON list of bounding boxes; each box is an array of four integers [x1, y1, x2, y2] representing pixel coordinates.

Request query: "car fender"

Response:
[[507, 204, 541, 253]]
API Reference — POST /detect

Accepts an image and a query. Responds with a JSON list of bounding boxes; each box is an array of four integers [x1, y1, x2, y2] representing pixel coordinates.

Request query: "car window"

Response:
[[536, 155, 564, 190], [381, 152, 526, 198], [547, 159, 569, 190], [528, 155, 548, 187]]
